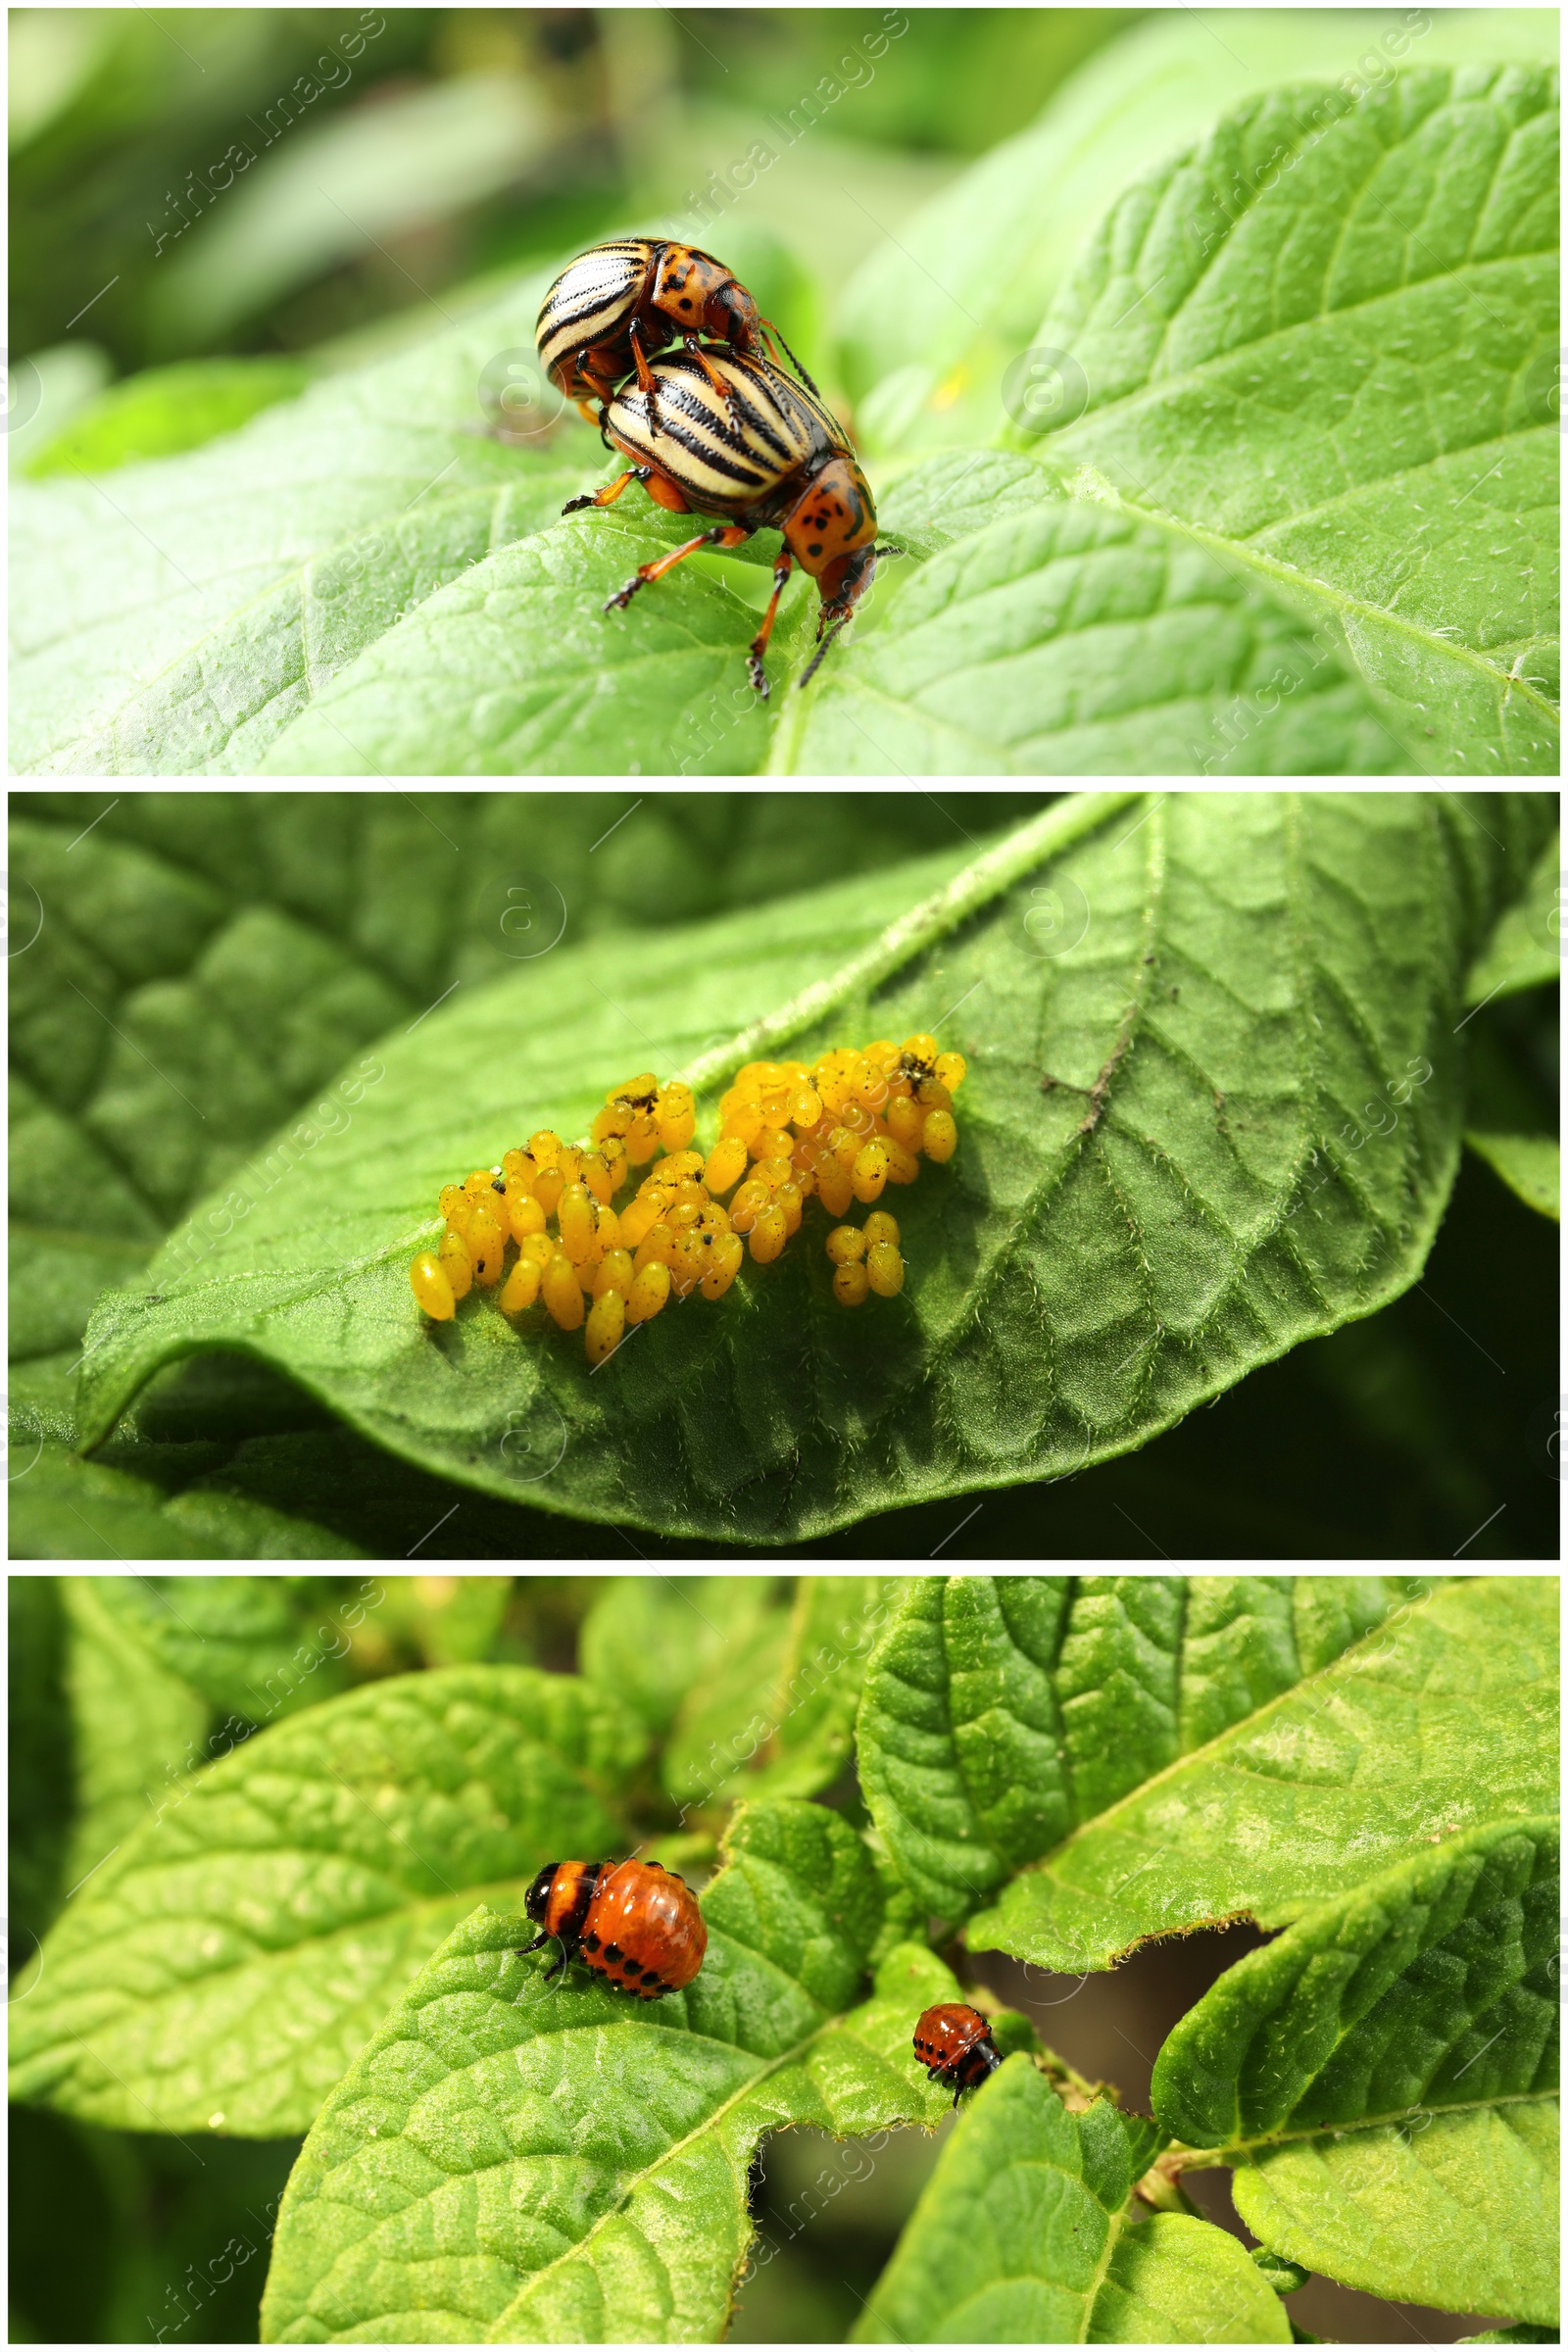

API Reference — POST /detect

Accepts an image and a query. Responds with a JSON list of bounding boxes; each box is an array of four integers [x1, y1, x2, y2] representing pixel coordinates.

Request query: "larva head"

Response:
[[782, 457, 877, 581]]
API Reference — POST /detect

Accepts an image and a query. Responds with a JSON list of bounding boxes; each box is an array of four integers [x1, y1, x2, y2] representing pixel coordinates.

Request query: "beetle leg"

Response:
[[746, 550, 795, 700], [604, 523, 752, 613], [562, 465, 655, 516], [515, 1932, 551, 1956], [686, 335, 739, 418], [628, 317, 660, 435]]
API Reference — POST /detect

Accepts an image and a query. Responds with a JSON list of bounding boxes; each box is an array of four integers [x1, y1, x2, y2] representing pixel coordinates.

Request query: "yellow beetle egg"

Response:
[[833, 1261, 870, 1306], [542, 1252, 585, 1329], [922, 1109, 957, 1162], [825, 1225, 865, 1265], [499, 1254, 543, 1313], [703, 1136, 750, 1195], [411, 1251, 456, 1321], [594, 1249, 635, 1299], [585, 1288, 625, 1365], [749, 1204, 787, 1263], [439, 1231, 473, 1299], [867, 1241, 905, 1297], [625, 1259, 671, 1323]]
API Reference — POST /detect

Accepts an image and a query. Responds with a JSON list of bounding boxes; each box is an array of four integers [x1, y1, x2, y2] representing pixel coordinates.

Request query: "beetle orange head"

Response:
[[782, 458, 877, 579]]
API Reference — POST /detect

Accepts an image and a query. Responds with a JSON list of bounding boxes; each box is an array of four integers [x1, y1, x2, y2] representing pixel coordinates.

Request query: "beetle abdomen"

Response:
[[606, 353, 829, 509]]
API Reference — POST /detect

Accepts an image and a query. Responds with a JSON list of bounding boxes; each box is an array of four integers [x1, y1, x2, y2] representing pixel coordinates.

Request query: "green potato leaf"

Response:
[[853, 2059, 1290, 2345], [1152, 1818, 1558, 2147], [1465, 1130, 1560, 1219], [1013, 68, 1560, 776], [837, 8, 1562, 442], [1233, 2101, 1558, 2325], [773, 460, 1412, 777], [579, 1575, 782, 1741], [1160, 1817, 1561, 2325], [960, 1576, 1557, 1969], [1465, 828, 1563, 1003], [67, 791, 1557, 1546], [8, 1663, 646, 2137], [54, 1574, 210, 1897], [259, 1802, 960, 2345], [661, 1576, 905, 1813], [858, 1573, 1440, 1928]]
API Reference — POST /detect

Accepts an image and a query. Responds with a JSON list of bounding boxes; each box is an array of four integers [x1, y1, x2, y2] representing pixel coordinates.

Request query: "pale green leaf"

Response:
[[1152, 1818, 1558, 2147], [774, 460, 1412, 777], [960, 1576, 1557, 1967], [662, 1577, 905, 1812], [1465, 828, 1562, 1001], [838, 8, 1562, 444], [1232, 2099, 1558, 2325], [858, 1573, 1441, 1928], [579, 1577, 783, 1742], [255, 505, 786, 777], [68, 792, 1556, 1545], [259, 1803, 961, 2345], [1465, 1130, 1560, 1218], [854, 2059, 1289, 2344], [8, 1664, 645, 2136], [1014, 68, 1560, 775], [58, 1575, 211, 1890], [7, 266, 602, 774], [22, 359, 313, 478]]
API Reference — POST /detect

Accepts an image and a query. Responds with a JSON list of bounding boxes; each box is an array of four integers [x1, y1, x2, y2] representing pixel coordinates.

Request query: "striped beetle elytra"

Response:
[[563, 349, 883, 697], [536, 237, 818, 430]]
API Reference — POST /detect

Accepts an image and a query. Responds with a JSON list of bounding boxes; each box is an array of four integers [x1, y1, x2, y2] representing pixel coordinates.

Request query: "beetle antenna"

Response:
[[797, 609, 852, 691], [764, 319, 823, 402]]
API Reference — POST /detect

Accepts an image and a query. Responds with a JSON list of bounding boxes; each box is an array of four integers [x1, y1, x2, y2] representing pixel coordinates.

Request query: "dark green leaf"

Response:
[[69, 792, 1556, 1545]]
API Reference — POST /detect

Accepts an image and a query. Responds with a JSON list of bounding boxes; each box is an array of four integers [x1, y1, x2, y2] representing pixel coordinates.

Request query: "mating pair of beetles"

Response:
[[521, 1855, 1004, 2107], [536, 238, 884, 696]]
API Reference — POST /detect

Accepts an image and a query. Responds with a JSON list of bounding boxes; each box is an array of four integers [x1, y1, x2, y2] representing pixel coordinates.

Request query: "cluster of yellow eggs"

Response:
[[408, 1038, 965, 1365]]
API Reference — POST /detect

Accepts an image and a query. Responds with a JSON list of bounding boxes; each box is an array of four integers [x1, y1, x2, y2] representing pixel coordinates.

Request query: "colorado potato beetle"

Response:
[[564, 349, 881, 696], [536, 237, 817, 429], [519, 1857, 708, 1998], [912, 2002, 1002, 2107]]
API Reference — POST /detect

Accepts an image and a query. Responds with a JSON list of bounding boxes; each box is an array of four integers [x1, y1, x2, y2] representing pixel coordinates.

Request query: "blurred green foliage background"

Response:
[[9, 6, 1126, 448]]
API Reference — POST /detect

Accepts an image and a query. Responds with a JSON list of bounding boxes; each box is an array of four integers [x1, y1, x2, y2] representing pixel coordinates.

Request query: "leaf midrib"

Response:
[[1175, 2083, 1559, 2168]]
